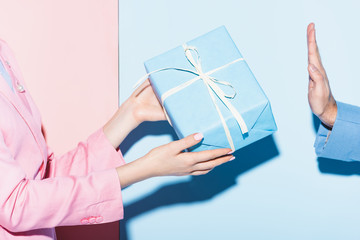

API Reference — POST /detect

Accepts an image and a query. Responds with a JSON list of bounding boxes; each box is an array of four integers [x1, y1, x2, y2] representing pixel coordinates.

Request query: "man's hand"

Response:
[[307, 23, 337, 128]]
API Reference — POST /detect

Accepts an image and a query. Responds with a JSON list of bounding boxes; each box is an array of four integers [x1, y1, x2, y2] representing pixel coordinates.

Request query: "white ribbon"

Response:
[[134, 44, 248, 151]]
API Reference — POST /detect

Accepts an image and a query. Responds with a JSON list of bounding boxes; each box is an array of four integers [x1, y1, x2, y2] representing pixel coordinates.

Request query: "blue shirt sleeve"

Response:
[[314, 101, 360, 161], [0, 60, 14, 91]]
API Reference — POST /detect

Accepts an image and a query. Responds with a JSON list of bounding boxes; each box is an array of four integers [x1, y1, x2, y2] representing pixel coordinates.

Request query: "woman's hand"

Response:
[[103, 79, 166, 148], [116, 133, 234, 188], [130, 79, 166, 124], [307, 23, 337, 128]]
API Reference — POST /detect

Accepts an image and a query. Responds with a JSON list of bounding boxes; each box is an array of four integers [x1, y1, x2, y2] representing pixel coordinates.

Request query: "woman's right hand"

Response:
[[116, 133, 234, 188]]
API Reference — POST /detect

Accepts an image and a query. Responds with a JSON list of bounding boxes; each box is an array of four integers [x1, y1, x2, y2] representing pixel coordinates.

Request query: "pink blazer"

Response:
[[0, 39, 125, 239]]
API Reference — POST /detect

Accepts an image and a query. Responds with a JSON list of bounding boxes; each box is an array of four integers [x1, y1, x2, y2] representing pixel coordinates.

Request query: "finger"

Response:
[[141, 106, 167, 121], [140, 85, 163, 107], [306, 22, 315, 45], [307, 23, 325, 73], [170, 133, 204, 152], [307, 23, 317, 59], [308, 64, 325, 86], [193, 155, 234, 171], [185, 147, 232, 164], [191, 169, 212, 176], [132, 79, 151, 97]]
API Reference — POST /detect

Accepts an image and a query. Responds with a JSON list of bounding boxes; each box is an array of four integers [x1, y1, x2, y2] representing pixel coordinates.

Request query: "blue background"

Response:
[[119, 0, 360, 239]]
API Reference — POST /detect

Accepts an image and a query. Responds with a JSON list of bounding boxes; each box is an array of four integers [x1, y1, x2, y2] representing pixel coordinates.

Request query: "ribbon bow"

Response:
[[134, 44, 248, 151]]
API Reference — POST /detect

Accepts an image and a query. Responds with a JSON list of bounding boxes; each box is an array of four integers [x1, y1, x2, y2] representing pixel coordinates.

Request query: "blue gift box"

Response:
[[144, 26, 277, 152]]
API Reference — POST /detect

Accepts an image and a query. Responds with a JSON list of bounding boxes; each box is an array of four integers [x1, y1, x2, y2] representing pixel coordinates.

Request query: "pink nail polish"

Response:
[[229, 156, 235, 161], [228, 150, 234, 154], [194, 133, 203, 141]]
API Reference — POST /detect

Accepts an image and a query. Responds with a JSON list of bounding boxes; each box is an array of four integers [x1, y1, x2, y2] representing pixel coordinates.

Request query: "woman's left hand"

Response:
[[103, 79, 166, 148], [130, 79, 166, 125]]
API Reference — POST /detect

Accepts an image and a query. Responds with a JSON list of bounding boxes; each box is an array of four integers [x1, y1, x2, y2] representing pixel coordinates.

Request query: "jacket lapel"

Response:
[[0, 73, 43, 138], [0, 55, 47, 168]]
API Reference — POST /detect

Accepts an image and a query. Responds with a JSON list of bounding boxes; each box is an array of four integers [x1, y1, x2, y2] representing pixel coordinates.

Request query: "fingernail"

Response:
[[194, 133, 203, 141], [229, 156, 235, 161], [309, 64, 317, 72], [228, 150, 234, 154]]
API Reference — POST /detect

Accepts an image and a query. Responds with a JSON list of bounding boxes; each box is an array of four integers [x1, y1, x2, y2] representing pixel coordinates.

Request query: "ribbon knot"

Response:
[[182, 44, 237, 100], [135, 44, 249, 151]]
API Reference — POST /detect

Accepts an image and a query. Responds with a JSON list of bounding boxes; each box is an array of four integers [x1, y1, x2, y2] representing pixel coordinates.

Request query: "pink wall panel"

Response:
[[0, 1, 119, 239], [0, 0, 119, 155]]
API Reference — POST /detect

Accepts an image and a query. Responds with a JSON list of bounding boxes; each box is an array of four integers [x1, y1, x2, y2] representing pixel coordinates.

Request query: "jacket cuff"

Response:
[[87, 128, 126, 171]]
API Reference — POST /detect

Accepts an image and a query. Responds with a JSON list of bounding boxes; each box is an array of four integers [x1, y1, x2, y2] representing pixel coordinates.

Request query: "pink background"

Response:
[[0, 0, 119, 239], [0, 0, 119, 154]]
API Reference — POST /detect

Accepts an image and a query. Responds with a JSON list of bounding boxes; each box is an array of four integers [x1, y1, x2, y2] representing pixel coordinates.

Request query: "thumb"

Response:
[[143, 106, 167, 121], [308, 64, 324, 84], [171, 133, 204, 152]]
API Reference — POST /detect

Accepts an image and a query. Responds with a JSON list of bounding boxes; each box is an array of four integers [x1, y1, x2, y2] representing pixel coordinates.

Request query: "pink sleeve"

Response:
[[47, 128, 126, 177], [0, 129, 125, 232]]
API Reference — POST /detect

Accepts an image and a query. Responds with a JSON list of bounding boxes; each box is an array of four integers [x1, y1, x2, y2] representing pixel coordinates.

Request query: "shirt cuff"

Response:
[[314, 102, 360, 161]]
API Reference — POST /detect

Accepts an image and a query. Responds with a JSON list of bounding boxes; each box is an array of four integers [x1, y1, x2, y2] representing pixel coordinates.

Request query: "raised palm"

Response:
[[307, 23, 337, 128]]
